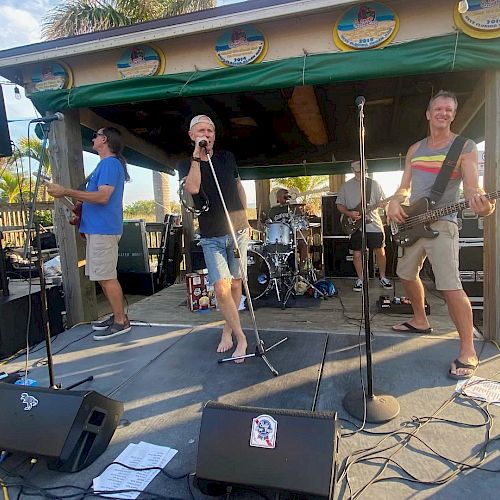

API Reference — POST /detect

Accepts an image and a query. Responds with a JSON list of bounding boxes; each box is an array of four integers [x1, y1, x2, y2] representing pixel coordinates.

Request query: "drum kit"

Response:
[[247, 203, 324, 307]]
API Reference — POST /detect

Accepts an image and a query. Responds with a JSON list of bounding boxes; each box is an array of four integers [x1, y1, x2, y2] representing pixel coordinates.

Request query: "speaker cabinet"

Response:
[[195, 401, 339, 499], [459, 238, 483, 303], [321, 195, 343, 237], [0, 87, 12, 158], [323, 237, 356, 278], [0, 385, 123, 472]]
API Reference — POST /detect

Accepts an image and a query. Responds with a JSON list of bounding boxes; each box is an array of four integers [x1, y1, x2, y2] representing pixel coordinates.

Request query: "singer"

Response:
[[47, 127, 132, 340], [179, 115, 251, 363]]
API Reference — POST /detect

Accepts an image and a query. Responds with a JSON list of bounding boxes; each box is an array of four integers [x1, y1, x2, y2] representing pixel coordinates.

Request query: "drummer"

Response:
[[268, 188, 308, 269]]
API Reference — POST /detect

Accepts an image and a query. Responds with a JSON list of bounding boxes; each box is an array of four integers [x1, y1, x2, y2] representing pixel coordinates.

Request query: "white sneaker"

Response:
[[379, 277, 393, 289], [353, 279, 363, 292]]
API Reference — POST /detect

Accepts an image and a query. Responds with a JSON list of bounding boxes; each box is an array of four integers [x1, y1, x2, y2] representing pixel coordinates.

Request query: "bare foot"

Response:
[[217, 330, 233, 353], [232, 340, 248, 364]]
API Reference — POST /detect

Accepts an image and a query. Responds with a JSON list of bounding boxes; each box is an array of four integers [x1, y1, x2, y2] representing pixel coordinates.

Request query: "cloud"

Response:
[[0, 6, 42, 50]]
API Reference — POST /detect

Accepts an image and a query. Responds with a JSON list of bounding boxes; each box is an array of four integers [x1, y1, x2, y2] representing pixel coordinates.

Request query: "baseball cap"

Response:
[[189, 115, 215, 130], [351, 160, 367, 172]]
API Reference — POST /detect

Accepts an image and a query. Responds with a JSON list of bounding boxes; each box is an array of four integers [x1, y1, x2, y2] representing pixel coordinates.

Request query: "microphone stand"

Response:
[[23, 120, 92, 390], [342, 98, 400, 423], [201, 144, 288, 376]]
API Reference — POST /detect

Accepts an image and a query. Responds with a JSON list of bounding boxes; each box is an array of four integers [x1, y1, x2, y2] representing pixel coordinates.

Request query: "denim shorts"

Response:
[[199, 230, 250, 285]]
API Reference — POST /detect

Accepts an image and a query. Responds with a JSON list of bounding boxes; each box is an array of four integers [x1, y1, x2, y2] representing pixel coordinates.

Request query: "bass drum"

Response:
[[246, 249, 272, 300]]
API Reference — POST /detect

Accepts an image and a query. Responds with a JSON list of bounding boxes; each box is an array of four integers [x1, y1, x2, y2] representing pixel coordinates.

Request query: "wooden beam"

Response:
[[453, 77, 485, 135], [483, 71, 500, 342], [79, 108, 174, 169], [328, 174, 344, 193], [255, 179, 271, 219], [49, 109, 97, 326]]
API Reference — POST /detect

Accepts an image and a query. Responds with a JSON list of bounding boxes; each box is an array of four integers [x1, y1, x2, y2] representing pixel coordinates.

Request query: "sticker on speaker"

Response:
[[250, 414, 277, 449], [20, 392, 39, 411]]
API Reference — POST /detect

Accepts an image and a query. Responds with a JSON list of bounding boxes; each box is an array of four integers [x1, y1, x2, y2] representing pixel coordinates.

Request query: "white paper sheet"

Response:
[[93, 441, 178, 499], [455, 376, 500, 406]]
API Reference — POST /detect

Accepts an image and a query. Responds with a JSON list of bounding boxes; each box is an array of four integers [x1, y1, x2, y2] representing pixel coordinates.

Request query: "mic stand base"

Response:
[[217, 337, 289, 376], [343, 389, 400, 424]]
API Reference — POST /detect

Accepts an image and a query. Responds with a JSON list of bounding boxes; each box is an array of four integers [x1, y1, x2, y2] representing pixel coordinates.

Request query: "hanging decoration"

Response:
[[117, 44, 165, 79], [333, 2, 399, 51], [214, 25, 268, 67], [454, 0, 500, 39]]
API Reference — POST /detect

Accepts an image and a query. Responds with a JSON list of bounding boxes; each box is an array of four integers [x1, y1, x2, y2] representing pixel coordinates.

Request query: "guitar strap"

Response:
[[429, 135, 467, 206]]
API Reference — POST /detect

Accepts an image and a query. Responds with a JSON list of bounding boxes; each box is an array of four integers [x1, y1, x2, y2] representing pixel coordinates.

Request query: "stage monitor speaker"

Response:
[[0, 87, 12, 158], [0, 384, 123, 472], [195, 401, 339, 499]]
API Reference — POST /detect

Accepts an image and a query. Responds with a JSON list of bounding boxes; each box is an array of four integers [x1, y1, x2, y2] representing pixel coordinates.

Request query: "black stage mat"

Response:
[[6, 327, 328, 499], [252, 293, 321, 309]]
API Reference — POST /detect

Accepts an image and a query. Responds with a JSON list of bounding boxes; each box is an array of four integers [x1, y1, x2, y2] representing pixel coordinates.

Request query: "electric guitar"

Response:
[[341, 197, 393, 236], [390, 191, 500, 247]]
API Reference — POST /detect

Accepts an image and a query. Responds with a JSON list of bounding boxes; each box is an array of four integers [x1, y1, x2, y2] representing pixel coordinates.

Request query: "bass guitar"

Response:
[[390, 191, 500, 247], [341, 197, 393, 236]]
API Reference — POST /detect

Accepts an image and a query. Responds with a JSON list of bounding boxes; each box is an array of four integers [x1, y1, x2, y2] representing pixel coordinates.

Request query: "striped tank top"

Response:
[[409, 135, 475, 223]]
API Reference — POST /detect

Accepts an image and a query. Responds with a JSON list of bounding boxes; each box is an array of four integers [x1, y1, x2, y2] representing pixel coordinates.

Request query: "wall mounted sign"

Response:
[[215, 25, 268, 67], [117, 44, 165, 79], [334, 2, 399, 51], [29, 61, 72, 93], [454, 0, 500, 39]]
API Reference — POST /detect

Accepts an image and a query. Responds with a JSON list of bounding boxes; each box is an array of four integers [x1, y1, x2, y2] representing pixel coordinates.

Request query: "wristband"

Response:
[[191, 156, 202, 163]]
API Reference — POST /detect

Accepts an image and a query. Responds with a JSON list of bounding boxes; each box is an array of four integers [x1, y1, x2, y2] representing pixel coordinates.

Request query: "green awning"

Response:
[[31, 33, 500, 113]]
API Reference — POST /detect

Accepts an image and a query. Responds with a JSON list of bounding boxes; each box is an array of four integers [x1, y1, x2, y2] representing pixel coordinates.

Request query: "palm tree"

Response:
[[9, 137, 51, 200], [0, 170, 31, 203], [42, 0, 216, 39], [273, 175, 329, 215]]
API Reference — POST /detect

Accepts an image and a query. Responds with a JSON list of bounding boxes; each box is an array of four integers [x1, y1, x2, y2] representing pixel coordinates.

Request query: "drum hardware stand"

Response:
[[200, 144, 288, 376], [342, 96, 400, 423], [281, 220, 327, 309]]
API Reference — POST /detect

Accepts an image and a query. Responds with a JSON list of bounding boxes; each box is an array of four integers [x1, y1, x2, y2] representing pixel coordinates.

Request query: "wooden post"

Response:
[[255, 179, 271, 219], [48, 109, 97, 326], [483, 71, 500, 342], [328, 174, 344, 193]]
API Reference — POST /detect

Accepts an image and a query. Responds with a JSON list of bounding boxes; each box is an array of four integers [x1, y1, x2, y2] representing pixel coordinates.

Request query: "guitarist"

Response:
[[386, 90, 495, 380], [336, 160, 393, 292], [47, 127, 132, 341]]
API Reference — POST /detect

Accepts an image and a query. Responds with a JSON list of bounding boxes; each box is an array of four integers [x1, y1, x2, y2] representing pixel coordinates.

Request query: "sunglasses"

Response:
[[92, 132, 105, 140]]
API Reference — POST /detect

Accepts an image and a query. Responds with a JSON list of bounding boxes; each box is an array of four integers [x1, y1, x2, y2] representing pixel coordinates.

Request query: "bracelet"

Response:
[[191, 156, 202, 163]]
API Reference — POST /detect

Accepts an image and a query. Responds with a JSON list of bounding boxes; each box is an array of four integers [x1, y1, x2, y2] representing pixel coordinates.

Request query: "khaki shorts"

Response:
[[85, 234, 121, 281], [396, 220, 462, 291]]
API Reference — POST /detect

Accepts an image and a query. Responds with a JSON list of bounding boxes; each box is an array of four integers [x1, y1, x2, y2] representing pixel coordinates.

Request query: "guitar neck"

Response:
[[420, 191, 500, 223]]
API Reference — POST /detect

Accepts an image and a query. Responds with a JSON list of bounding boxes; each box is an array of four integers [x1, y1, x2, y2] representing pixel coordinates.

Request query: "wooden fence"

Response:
[[0, 202, 54, 248]]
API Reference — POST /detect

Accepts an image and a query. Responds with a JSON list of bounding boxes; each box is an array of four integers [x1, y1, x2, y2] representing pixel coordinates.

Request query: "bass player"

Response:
[[386, 90, 495, 380]]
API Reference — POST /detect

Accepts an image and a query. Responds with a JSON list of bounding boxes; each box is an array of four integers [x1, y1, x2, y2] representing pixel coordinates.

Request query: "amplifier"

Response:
[[459, 238, 483, 306], [458, 207, 483, 238]]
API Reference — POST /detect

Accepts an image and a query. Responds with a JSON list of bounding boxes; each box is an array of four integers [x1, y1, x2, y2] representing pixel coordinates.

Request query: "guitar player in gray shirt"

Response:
[[336, 160, 392, 292]]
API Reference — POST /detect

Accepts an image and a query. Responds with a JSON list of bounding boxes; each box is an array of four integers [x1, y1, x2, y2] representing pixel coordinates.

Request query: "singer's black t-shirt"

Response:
[[178, 150, 248, 238]]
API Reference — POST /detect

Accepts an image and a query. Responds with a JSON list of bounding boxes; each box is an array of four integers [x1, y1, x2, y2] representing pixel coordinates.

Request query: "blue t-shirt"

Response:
[[79, 156, 125, 235]]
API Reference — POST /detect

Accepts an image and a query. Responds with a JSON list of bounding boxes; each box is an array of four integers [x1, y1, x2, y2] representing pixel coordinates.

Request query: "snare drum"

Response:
[[265, 222, 292, 247]]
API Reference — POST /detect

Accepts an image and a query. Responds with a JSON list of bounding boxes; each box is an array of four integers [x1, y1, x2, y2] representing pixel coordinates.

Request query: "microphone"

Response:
[[29, 112, 64, 124], [355, 96, 365, 108], [198, 139, 208, 148]]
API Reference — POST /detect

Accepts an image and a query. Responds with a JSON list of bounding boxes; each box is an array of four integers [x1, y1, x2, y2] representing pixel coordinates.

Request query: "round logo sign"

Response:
[[454, 0, 500, 39], [30, 62, 72, 92], [334, 2, 399, 51], [117, 44, 165, 79], [215, 25, 267, 67]]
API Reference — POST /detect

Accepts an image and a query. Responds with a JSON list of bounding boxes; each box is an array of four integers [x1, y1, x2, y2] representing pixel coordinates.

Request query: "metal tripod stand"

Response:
[[201, 145, 288, 376], [281, 222, 327, 309]]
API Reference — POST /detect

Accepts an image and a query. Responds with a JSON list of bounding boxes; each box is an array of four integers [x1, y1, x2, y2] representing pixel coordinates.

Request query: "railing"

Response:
[[0, 202, 55, 248]]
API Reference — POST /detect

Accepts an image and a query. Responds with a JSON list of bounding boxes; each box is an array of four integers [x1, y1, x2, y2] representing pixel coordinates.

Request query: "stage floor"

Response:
[[1, 277, 499, 499]]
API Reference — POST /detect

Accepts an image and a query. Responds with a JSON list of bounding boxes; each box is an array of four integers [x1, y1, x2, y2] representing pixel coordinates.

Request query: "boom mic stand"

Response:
[[342, 97, 400, 423], [200, 142, 287, 376], [23, 119, 92, 390]]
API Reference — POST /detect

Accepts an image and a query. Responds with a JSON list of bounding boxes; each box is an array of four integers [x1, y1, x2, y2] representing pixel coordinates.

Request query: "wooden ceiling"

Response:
[[91, 70, 484, 170]]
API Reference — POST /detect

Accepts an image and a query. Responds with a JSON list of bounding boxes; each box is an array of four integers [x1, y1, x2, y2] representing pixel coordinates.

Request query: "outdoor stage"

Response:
[[1, 277, 499, 499]]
